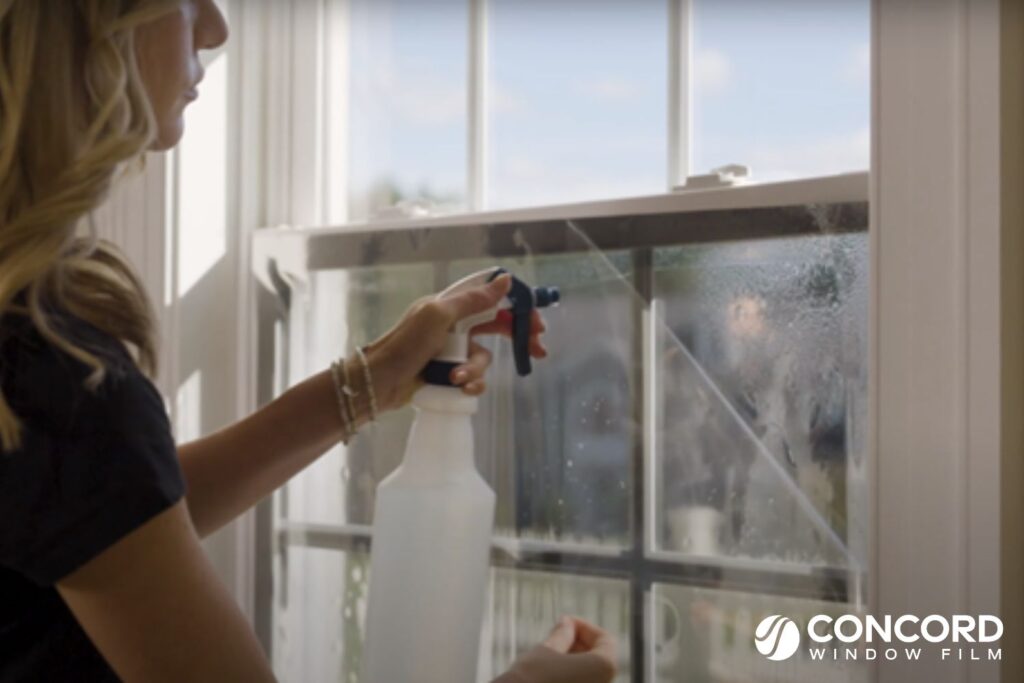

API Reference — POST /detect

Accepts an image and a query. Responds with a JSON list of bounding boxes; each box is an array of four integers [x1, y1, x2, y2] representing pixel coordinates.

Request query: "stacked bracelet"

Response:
[[329, 347, 379, 444], [340, 357, 360, 430], [329, 359, 355, 444], [355, 346, 379, 423]]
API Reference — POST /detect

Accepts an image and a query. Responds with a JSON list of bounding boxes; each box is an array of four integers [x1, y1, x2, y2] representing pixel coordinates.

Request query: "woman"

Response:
[[0, 1, 617, 681]]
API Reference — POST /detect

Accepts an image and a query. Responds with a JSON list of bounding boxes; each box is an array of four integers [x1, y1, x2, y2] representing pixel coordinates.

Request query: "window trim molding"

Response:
[[871, 0, 1019, 681]]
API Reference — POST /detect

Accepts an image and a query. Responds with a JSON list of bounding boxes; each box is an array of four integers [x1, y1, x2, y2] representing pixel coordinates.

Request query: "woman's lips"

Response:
[[184, 87, 199, 102]]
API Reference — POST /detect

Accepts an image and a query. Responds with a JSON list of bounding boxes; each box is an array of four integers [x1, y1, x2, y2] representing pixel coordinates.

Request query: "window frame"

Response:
[[250, 172, 870, 681]]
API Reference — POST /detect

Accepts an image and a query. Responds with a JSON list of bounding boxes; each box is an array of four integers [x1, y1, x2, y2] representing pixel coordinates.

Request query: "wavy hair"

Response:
[[0, 0, 180, 452]]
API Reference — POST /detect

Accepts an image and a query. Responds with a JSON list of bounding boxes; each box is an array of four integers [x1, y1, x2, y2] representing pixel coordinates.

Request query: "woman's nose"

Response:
[[195, 0, 229, 51]]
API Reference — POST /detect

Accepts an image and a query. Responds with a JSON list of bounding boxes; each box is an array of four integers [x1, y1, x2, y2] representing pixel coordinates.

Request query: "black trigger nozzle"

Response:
[[533, 287, 560, 308]]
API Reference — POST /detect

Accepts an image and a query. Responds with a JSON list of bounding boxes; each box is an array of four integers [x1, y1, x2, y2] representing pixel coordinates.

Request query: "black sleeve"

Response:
[[0, 319, 187, 586]]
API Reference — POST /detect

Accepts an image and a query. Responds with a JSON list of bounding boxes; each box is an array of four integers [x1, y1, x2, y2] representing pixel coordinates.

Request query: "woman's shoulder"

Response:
[[0, 310, 183, 587], [0, 307, 144, 434]]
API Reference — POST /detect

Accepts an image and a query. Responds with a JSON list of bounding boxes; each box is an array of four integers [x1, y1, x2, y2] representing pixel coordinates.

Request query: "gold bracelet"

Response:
[[340, 355, 360, 431], [329, 359, 354, 444], [355, 345, 378, 423]]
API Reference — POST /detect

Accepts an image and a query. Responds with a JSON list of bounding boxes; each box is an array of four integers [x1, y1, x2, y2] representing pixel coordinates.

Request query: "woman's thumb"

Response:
[[541, 616, 576, 654], [444, 273, 512, 321]]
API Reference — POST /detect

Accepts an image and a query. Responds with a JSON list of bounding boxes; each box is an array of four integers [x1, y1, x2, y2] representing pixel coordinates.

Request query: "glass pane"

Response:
[[692, 0, 870, 181], [274, 547, 367, 683], [651, 583, 869, 682], [481, 568, 632, 682], [488, 0, 668, 208], [652, 234, 869, 569], [288, 248, 638, 548], [274, 546, 632, 683], [451, 252, 636, 549], [283, 264, 435, 527], [347, 0, 468, 220]]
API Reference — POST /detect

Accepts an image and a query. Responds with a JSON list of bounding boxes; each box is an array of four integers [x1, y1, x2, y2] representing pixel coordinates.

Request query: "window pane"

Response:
[[652, 234, 869, 569], [274, 546, 633, 682], [451, 252, 636, 548], [482, 569, 632, 682], [284, 264, 435, 527], [274, 547, 365, 683], [692, 0, 870, 180], [488, 0, 668, 209], [651, 583, 869, 682], [347, 0, 468, 220]]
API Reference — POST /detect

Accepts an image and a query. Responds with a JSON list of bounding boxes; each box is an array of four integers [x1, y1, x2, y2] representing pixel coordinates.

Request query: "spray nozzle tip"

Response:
[[533, 286, 560, 308]]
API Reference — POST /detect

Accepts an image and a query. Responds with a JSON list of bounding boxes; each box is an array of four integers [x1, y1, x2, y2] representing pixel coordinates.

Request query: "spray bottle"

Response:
[[361, 268, 560, 683]]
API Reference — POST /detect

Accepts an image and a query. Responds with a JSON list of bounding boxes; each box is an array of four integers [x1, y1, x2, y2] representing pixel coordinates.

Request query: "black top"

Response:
[[0, 307, 186, 681]]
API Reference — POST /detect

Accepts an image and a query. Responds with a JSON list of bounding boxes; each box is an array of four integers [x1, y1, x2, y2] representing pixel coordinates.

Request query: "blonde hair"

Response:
[[0, 0, 180, 453]]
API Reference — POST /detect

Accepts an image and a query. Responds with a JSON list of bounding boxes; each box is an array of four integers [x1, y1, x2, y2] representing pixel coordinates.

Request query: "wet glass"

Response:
[[650, 583, 869, 682], [450, 252, 636, 548], [651, 234, 869, 570], [273, 546, 632, 683], [259, 213, 869, 682]]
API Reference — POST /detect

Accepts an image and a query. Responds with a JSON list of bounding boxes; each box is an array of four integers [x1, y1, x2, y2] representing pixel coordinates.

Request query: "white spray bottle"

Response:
[[361, 268, 560, 683]]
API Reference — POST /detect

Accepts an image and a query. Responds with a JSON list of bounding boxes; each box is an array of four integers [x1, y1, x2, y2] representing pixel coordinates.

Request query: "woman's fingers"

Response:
[[472, 309, 546, 336], [441, 273, 512, 322], [541, 616, 576, 654], [471, 309, 549, 358], [566, 618, 617, 662], [452, 341, 493, 392]]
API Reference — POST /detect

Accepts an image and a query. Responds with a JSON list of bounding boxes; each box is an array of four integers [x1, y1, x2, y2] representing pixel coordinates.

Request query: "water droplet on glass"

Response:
[[567, 459, 574, 468]]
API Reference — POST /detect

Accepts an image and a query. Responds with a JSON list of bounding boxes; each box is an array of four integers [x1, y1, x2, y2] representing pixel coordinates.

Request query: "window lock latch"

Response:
[[674, 164, 752, 191]]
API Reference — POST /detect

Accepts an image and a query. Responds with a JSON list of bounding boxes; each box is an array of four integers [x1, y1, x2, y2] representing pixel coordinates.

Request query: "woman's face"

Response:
[[134, 0, 229, 151]]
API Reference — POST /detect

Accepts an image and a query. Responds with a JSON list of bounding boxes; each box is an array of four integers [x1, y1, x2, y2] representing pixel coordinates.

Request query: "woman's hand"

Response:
[[362, 273, 548, 412], [494, 616, 618, 683]]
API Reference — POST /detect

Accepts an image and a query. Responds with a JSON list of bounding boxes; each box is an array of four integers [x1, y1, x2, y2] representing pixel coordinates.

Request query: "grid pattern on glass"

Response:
[[273, 546, 632, 683], [651, 234, 869, 568], [347, 0, 468, 221], [487, 0, 668, 209], [692, 0, 870, 181], [651, 583, 869, 682]]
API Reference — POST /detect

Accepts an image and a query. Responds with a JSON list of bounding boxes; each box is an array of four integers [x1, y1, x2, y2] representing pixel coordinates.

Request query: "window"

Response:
[[691, 0, 870, 180], [347, 0, 469, 220], [337, 0, 869, 219], [248, 1, 872, 681], [253, 179, 870, 682]]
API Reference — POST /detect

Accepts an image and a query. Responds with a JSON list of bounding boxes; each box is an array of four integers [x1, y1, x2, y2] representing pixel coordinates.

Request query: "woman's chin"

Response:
[[150, 118, 185, 152]]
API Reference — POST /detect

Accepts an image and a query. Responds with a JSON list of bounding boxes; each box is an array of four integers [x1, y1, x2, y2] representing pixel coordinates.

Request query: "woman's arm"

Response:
[[176, 365, 362, 537], [177, 274, 546, 538], [57, 500, 275, 682]]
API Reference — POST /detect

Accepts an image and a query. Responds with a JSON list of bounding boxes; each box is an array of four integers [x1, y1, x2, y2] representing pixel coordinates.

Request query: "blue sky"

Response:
[[346, 0, 869, 215]]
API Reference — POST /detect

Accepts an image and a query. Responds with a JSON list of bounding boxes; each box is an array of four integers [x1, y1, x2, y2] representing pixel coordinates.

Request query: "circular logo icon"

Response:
[[755, 615, 801, 661]]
